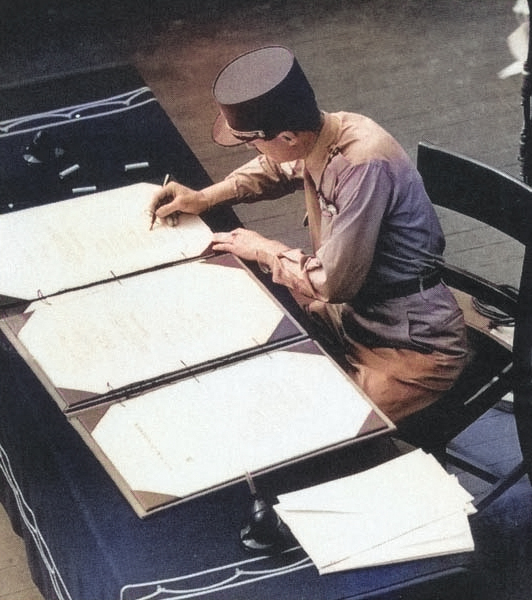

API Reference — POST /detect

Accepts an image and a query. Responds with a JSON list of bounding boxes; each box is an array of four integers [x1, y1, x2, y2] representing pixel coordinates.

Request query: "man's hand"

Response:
[[149, 182, 208, 227], [212, 228, 289, 263]]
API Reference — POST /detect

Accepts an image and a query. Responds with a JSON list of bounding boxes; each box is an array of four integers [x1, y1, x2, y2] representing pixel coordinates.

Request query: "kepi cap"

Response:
[[212, 46, 321, 146]]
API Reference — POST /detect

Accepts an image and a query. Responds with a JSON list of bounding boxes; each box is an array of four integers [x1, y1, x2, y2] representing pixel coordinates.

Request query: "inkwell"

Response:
[[23, 130, 65, 164], [240, 472, 292, 554]]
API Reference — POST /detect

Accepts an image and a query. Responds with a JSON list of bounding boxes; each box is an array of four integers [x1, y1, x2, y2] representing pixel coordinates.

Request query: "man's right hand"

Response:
[[149, 181, 208, 227]]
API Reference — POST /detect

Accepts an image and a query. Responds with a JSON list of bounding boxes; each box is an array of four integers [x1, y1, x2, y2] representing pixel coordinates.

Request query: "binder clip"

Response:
[[239, 472, 292, 554], [23, 130, 65, 164]]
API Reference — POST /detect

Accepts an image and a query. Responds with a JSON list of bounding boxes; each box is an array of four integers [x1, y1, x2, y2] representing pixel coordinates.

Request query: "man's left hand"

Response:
[[212, 228, 281, 262]]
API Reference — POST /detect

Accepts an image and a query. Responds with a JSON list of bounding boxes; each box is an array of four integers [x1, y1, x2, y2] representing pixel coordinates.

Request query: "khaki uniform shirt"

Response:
[[223, 112, 467, 357]]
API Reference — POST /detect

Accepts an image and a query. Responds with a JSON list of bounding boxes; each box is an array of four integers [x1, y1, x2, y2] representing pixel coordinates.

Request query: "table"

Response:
[[0, 65, 236, 233], [0, 66, 475, 600]]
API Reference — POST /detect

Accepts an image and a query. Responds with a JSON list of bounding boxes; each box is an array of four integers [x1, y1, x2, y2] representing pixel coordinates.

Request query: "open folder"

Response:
[[0, 183, 395, 516], [274, 449, 475, 574]]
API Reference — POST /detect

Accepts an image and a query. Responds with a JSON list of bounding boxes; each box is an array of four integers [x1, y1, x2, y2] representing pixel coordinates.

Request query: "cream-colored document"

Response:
[[275, 449, 475, 573], [86, 344, 375, 500], [9, 257, 293, 399], [0, 182, 213, 300]]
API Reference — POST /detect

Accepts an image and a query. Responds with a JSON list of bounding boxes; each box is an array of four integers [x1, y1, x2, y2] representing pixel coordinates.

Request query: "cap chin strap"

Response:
[[227, 121, 267, 141]]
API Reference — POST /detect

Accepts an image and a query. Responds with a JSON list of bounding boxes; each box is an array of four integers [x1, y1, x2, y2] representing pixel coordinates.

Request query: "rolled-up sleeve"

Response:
[[225, 155, 304, 202]]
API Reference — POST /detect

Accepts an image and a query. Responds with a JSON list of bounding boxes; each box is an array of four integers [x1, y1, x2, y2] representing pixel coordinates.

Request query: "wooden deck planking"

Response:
[[133, 1, 525, 287], [0, 505, 42, 600]]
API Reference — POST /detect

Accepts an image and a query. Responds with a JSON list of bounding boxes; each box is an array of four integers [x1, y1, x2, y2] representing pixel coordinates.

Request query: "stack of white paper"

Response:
[[274, 449, 475, 574]]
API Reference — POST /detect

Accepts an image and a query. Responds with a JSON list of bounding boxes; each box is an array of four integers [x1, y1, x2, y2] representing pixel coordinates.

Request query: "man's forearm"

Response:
[[198, 179, 239, 210]]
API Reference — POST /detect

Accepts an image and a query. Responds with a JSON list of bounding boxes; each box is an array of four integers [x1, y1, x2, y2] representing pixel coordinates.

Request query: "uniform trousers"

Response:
[[343, 340, 467, 423], [297, 293, 468, 424]]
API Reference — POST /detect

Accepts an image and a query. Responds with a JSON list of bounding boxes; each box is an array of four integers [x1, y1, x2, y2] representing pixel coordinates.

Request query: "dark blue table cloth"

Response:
[[0, 66, 476, 600], [0, 338, 474, 600]]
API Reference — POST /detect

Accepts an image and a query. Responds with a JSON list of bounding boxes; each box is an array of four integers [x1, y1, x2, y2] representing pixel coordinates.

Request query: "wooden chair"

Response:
[[396, 141, 532, 512]]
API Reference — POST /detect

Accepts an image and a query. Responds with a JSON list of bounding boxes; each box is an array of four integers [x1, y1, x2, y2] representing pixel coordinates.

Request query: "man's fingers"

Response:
[[211, 231, 234, 253], [155, 199, 177, 218], [165, 212, 181, 227], [212, 231, 235, 243]]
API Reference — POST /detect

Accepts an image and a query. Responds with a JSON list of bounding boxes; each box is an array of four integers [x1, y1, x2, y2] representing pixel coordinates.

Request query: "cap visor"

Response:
[[211, 113, 247, 147]]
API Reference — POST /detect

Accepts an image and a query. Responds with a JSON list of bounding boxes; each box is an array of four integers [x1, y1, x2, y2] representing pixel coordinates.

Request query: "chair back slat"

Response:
[[418, 141, 532, 246]]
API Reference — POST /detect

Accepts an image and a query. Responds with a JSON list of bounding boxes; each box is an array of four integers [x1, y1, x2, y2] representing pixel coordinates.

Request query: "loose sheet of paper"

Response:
[[13, 258, 291, 395], [87, 345, 374, 499], [0, 183, 213, 300], [318, 511, 474, 573], [274, 449, 475, 573]]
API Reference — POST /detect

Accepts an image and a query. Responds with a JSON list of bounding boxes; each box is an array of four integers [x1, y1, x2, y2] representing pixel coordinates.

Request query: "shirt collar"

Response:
[[304, 112, 341, 182]]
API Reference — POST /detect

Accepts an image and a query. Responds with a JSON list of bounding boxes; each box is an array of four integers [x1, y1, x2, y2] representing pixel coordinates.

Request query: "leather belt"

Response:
[[359, 270, 442, 302]]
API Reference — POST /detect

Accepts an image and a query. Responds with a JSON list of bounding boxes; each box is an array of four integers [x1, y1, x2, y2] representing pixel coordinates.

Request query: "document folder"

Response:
[[0, 184, 394, 516]]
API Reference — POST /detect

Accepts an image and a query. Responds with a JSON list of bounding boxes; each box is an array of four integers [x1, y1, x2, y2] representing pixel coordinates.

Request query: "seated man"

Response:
[[150, 45, 468, 422]]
